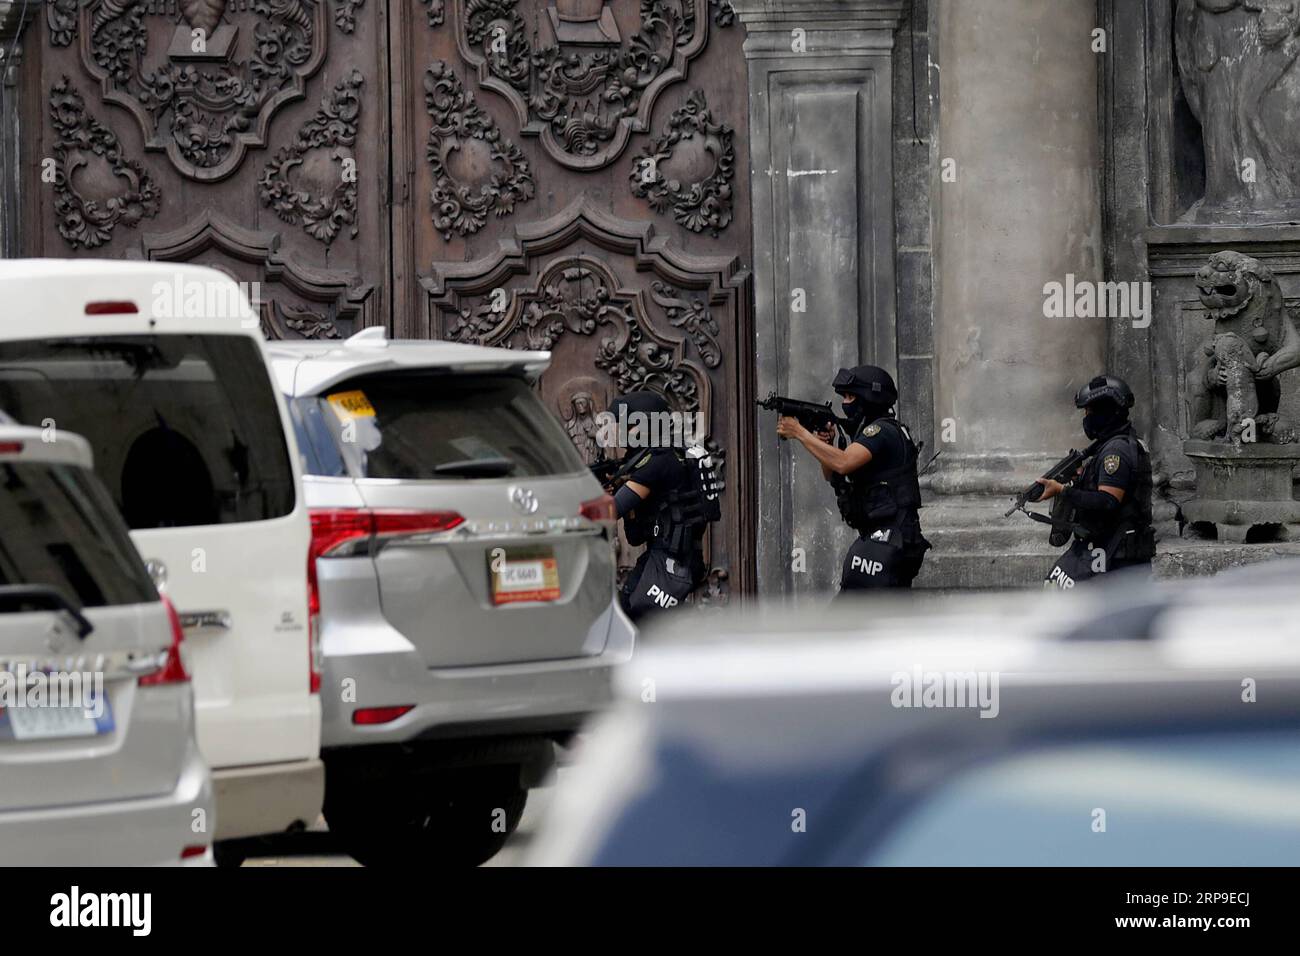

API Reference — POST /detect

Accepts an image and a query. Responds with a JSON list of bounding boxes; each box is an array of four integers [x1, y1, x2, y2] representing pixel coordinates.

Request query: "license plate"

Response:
[[490, 547, 561, 605], [0, 696, 114, 742]]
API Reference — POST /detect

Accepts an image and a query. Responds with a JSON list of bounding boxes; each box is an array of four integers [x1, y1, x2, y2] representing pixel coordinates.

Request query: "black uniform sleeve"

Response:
[[614, 484, 643, 519], [850, 421, 900, 473], [1094, 440, 1136, 492], [627, 450, 679, 494]]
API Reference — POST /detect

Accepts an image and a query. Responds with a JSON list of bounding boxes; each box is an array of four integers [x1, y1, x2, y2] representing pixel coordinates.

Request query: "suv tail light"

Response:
[[307, 508, 464, 693], [579, 494, 616, 526], [84, 301, 139, 315], [140, 594, 189, 686]]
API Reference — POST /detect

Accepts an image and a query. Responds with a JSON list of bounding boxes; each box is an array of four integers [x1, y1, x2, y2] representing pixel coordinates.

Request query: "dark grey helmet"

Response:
[[1074, 375, 1135, 410], [610, 390, 670, 418], [832, 365, 898, 407]]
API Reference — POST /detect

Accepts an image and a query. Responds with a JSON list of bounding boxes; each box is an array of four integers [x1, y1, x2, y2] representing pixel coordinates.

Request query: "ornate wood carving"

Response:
[[138, 210, 375, 338], [258, 69, 362, 245], [421, 0, 445, 27], [333, 0, 364, 33], [650, 280, 721, 367], [424, 60, 534, 241], [710, 1, 734, 27], [630, 89, 734, 235], [450, 1, 712, 171], [75, 0, 329, 182], [47, 0, 79, 46], [443, 253, 710, 411], [50, 76, 161, 249], [423, 195, 746, 372]]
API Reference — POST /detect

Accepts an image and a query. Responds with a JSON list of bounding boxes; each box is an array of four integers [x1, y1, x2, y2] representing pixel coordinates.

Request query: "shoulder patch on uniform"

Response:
[[862, 423, 881, 438], [1103, 454, 1121, 475]]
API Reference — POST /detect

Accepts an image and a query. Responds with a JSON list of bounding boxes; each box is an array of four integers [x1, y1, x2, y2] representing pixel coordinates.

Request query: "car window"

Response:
[[288, 396, 346, 478], [0, 336, 295, 528], [311, 372, 586, 479], [0, 461, 158, 607], [864, 730, 1300, 866]]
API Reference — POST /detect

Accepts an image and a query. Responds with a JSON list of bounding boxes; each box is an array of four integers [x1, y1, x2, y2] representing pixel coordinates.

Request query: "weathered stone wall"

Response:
[[930, 0, 1107, 495]]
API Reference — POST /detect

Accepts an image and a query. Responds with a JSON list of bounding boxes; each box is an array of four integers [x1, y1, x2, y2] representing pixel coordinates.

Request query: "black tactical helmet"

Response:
[[1074, 375, 1135, 410], [832, 365, 898, 407], [610, 390, 670, 417]]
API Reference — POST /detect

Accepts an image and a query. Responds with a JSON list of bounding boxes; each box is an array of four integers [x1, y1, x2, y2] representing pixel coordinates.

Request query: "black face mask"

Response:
[[1082, 406, 1126, 440], [842, 399, 866, 422]]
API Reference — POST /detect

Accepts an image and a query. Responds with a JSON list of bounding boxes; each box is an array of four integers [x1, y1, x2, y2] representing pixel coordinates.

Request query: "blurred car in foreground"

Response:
[[268, 328, 634, 866], [528, 570, 1300, 865], [0, 424, 212, 865]]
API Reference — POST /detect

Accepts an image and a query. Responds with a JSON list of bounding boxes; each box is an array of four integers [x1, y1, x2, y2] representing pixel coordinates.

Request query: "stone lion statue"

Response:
[[1189, 250, 1300, 443]]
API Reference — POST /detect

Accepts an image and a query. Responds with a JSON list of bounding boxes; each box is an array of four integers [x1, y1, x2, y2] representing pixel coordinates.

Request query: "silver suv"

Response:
[[0, 421, 213, 865], [268, 329, 635, 866]]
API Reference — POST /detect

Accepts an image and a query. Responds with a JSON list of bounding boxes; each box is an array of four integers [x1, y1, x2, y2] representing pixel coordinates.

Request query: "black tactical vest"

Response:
[[649, 448, 720, 556], [1076, 430, 1154, 558], [831, 417, 924, 534]]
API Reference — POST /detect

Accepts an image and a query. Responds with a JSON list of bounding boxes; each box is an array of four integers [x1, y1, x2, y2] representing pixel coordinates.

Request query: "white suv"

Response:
[[0, 260, 321, 863], [0, 422, 213, 865]]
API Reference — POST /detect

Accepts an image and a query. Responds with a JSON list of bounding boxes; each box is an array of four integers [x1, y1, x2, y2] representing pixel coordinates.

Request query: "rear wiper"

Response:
[[0, 584, 94, 638], [432, 457, 515, 478]]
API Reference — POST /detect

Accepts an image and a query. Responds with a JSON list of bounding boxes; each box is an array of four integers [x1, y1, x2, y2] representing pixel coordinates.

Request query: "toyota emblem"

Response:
[[510, 486, 539, 515]]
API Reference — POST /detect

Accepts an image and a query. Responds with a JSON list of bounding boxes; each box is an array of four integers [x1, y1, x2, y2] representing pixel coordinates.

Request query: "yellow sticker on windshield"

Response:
[[327, 389, 375, 420]]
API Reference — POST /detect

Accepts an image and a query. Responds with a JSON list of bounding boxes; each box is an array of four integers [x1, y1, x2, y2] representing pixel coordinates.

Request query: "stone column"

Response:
[[732, 0, 908, 598], [928, 0, 1107, 494], [0, 1, 41, 259]]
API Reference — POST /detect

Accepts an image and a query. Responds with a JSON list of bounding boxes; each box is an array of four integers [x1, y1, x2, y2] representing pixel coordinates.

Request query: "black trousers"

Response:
[[619, 548, 704, 621], [836, 532, 927, 595], [1045, 537, 1152, 590]]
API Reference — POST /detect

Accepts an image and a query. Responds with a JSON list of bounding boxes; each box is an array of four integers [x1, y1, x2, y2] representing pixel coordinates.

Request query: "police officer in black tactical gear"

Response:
[[606, 390, 717, 620], [776, 365, 931, 593], [1035, 375, 1155, 589]]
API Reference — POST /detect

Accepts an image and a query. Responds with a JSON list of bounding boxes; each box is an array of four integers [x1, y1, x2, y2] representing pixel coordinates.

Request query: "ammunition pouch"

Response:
[[1049, 496, 1075, 548]]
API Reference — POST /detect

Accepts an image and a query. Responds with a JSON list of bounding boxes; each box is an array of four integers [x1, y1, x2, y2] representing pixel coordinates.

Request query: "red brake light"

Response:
[[140, 594, 189, 686], [353, 705, 414, 725], [309, 509, 374, 562], [306, 509, 462, 695], [84, 301, 139, 315], [370, 510, 465, 536], [180, 845, 208, 860], [0, 442, 23, 454], [580, 494, 616, 524]]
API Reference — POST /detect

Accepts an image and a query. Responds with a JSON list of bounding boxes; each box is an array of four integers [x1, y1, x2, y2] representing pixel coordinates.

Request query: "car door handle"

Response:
[[179, 610, 232, 633]]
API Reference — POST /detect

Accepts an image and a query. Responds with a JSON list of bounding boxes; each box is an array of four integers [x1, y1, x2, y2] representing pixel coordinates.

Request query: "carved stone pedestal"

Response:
[[1182, 440, 1300, 543]]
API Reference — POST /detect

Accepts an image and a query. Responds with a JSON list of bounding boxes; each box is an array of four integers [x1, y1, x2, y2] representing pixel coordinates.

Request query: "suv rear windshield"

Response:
[[0, 336, 295, 528], [300, 372, 586, 479], [0, 461, 158, 607]]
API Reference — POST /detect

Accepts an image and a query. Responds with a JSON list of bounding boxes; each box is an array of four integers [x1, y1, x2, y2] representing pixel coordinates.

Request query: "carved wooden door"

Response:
[[29, 0, 383, 337], [395, 1, 754, 599], [26, 0, 753, 596]]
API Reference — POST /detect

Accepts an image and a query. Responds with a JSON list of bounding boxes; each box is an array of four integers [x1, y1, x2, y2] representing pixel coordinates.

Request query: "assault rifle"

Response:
[[1004, 439, 1102, 545], [756, 392, 849, 438], [590, 452, 645, 493]]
